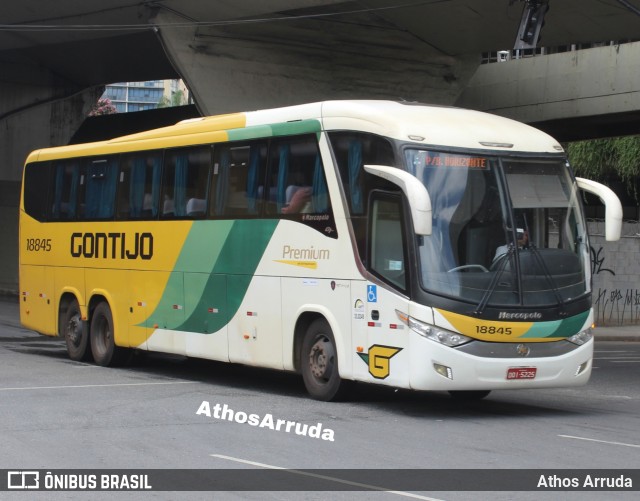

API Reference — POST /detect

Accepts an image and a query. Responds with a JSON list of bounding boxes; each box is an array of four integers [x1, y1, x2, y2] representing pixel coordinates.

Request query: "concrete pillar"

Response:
[[0, 80, 101, 294]]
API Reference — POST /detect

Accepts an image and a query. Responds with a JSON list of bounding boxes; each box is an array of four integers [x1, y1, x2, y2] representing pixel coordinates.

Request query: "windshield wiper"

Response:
[[474, 243, 568, 316], [526, 244, 567, 315], [474, 243, 515, 316]]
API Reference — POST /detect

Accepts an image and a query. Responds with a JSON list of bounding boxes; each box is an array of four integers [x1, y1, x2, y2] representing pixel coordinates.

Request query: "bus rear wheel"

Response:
[[301, 319, 345, 401], [90, 302, 128, 366], [62, 299, 91, 361]]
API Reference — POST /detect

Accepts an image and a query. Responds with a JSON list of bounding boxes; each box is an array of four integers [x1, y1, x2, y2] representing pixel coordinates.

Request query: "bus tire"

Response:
[[448, 390, 491, 400], [301, 318, 345, 401], [90, 302, 128, 367], [62, 299, 91, 361]]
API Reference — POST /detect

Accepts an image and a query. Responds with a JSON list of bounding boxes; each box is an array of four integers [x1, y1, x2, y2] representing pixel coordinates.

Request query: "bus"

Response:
[[19, 100, 622, 401]]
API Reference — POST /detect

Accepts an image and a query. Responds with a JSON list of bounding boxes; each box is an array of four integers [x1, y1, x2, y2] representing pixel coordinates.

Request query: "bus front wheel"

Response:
[[301, 319, 345, 401], [90, 302, 128, 366], [63, 299, 91, 361]]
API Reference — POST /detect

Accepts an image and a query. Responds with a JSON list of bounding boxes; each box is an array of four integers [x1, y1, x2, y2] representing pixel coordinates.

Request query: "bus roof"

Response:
[[26, 100, 563, 163], [316, 101, 563, 154]]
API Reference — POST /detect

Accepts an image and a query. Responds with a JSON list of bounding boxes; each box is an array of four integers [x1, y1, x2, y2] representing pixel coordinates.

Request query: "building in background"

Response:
[[102, 79, 189, 113]]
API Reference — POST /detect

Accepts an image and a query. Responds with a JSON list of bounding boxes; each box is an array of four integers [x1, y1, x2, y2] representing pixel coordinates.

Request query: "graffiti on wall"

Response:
[[590, 246, 615, 276], [594, 288, 640, 325], [589, 244, 640, 325]]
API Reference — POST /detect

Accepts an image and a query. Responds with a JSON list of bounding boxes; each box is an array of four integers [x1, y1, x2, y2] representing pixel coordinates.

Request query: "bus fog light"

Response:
[[575, 361, 589, 376], [568, 328, 593, 346], [433, 363, 453, 380]]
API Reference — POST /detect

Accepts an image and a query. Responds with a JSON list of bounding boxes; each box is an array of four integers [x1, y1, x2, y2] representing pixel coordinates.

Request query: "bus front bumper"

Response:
[[408, 335, 593, 392]]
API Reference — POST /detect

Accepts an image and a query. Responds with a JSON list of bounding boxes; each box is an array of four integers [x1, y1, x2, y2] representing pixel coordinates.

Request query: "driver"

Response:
[[493, 228, 528, 262]]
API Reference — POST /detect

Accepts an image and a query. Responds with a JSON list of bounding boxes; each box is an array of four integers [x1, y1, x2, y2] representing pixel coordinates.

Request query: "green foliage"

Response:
[[157, 90, 187, 108], [568, 136, 640, 185]]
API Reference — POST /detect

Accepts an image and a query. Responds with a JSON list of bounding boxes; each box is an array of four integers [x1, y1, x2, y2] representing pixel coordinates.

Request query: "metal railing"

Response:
[[481, 40, 637, 64]]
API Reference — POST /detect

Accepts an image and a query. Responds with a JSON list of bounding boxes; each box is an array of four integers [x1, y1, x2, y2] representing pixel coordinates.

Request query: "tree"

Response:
[[568, 136, 640, 199], [157, 90, 187, 108], [89, 98, 118, 116]]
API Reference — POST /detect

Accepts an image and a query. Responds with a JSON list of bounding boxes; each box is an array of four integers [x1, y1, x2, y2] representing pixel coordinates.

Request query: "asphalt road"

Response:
[[0, 298, 638, 501]]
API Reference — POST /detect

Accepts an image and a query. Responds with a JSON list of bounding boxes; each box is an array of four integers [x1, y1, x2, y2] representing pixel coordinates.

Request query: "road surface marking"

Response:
[[0, 381, 196, 391], [559, 435, 640, 448], [593, 356, 640, 359], [210, 453, 444, 500]]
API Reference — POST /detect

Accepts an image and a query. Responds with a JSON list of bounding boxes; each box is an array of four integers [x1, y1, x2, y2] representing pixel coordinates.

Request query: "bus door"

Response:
[[353, 193, 411, 387]]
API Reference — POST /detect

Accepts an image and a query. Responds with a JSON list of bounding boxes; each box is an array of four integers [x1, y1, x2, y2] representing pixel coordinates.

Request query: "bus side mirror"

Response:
[[576, 177, 622, 241], [364, 164, 432, 235]]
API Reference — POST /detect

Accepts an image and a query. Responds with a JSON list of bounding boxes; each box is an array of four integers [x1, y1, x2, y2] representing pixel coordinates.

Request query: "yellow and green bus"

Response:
[[19, 100, 622, 400]]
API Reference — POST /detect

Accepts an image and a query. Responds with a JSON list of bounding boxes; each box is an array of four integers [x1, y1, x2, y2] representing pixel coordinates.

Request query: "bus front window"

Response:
[[503, 160, 590, 306], [406, 150, 589, 308]]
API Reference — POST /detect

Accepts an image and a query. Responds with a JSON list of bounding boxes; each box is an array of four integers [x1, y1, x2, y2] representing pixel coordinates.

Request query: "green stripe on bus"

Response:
[[270, 120, 322, 137], [552, 310, 590, 338], [226, 125, 274, 142], [144, 219, 279, 333], [226, 120, 321, 142], [520, 310, 590, 339]]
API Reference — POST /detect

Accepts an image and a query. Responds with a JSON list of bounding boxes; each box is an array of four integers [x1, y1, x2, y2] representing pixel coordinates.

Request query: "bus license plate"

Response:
[[507, 367, 537, 380]]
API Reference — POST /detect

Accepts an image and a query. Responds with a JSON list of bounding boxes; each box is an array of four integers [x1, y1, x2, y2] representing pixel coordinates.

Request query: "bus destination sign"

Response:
[[424, 152, 487, 169]]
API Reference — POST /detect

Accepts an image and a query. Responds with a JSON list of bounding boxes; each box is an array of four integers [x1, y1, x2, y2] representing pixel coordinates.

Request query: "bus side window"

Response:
[[162, 146, 211, 218], [23, 162, 51, 222], [369, 194, 407, 291], [328, 132, 395, 262], [266, 135, 327, 216], [210, 142, 267, 218], [328, 132, 395, 216], [117, 152, 162, 220], [81, 157, 119, 220], [51, 160, 82, 220]]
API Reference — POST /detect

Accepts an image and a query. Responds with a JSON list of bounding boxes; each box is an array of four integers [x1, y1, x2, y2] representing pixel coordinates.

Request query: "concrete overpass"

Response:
[[1, 0, 640, 292], [457, 41, 640, 142]]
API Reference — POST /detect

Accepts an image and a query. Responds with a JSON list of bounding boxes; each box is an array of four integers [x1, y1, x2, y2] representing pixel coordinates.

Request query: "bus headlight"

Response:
[[406, 315, 472, 347], [567, 328, 593, 346]]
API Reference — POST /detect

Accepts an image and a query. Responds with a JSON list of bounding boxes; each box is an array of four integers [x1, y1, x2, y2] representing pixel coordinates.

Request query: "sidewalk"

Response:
[[592, 324, 640, 342], [0, 295, 21, 329]]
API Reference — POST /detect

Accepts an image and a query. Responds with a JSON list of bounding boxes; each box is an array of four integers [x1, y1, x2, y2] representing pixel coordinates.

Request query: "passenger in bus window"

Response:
[[281, 186, 312, 214]]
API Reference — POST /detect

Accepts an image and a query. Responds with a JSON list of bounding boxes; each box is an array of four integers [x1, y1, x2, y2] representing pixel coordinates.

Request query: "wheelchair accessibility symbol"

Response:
[[367, 285, 377, 303]]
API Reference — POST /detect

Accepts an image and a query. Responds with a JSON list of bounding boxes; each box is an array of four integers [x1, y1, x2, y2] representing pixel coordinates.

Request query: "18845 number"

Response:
[[26, 238, 52, 252], [476, 325, 512, 335]]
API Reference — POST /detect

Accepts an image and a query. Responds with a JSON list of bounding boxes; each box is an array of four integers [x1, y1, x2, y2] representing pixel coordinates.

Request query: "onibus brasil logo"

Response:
[[357, 345, 402, 379]]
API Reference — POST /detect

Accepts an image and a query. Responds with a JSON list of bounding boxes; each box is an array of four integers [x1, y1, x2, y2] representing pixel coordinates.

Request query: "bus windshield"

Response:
[[405, 150, 589, 308]]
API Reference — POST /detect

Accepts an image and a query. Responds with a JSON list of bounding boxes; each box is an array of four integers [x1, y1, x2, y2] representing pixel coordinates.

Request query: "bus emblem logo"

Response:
[[357, 344, 402, 379]]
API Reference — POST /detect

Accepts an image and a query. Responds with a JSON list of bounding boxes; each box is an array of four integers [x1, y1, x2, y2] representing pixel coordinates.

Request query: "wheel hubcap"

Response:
[[67, 315, 82, 346], [308, 337, 335, 380]]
